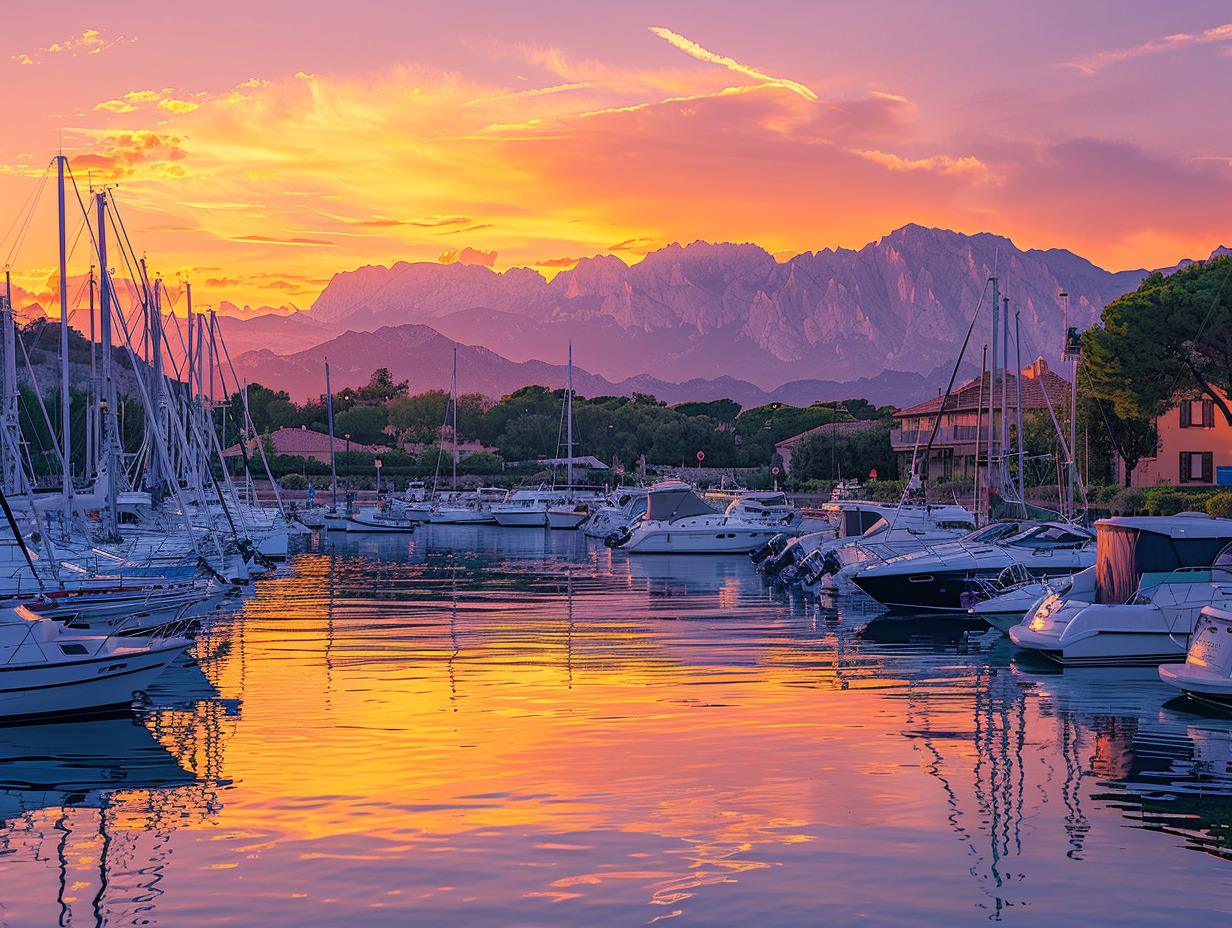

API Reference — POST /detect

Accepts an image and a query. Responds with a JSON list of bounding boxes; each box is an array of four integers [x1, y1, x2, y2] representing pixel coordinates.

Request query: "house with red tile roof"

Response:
[[891, 358, 1072, 479], [223, 426, 387, 462]]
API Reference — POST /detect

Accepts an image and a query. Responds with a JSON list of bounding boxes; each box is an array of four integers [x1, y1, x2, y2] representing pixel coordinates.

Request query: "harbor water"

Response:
[[2, 525, 1231, 926]]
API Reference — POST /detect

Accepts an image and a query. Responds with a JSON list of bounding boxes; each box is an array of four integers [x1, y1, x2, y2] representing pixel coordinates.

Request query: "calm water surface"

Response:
[[2, 526, 1231, 926]]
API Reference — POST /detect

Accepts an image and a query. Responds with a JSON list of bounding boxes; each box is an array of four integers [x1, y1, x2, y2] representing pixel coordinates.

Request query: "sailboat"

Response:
[[430, 349, 498, 524], [548, 343, 593, 529]]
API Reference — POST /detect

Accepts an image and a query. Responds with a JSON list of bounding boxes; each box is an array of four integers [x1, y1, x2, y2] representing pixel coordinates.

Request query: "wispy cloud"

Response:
[[1066, 22, 1232, 74], [849, 148, 996, 182], [649, 26, 818, 101], [13, 29, 136, 66], [323, 213, 472, 229], [232, 234, 338, 247]]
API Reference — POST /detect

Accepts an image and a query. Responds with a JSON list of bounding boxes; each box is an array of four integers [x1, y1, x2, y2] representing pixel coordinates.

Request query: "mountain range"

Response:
[[220, 224, 1226, 408]]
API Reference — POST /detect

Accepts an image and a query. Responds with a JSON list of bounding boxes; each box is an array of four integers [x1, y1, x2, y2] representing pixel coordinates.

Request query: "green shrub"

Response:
[[1144, 489, 1189, 516], [1104, 488, 1144, 515], [278, 473, 308, 490], [1208, 491, 1232, 520]]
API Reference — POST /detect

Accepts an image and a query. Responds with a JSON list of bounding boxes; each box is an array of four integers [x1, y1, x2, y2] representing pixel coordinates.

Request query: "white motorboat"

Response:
[[492, 486, 558, 527], [849, 520, 1095, 612], [547, 503, 589, 530], [1159, 605, 1232, 704], [584, 488, 649, 538], [605, 481, 780, 554], [722, 491, 804, 531], [0, 605, 192, 721], [429, 488, 504, 524], [777, 501, 975, 591], [344, 503, 418, 533], [1009, 514, 1232, 665]]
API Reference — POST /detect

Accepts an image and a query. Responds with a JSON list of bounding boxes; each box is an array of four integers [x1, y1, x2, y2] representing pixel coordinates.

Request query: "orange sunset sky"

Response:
[[1, 0, 1230, 317]]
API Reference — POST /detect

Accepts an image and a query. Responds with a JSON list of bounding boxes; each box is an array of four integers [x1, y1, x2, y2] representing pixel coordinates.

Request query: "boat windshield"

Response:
[[1005, 524, 1092, 549], [959, 522, 1022, 545], [1096, 528, 1232, 604], [860, 518, 890, 539], [837, 507, 885, 538]]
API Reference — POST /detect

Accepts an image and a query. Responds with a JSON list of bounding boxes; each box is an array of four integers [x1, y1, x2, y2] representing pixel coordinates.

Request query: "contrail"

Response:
[[649, 26, 818, 101]]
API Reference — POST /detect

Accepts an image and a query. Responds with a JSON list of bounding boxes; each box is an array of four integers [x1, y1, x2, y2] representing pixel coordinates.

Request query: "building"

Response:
[[1122, 388, 1232, 487], [402, 437, 499, 461], [890, 358, 1073, 479], [223, 426, 386, 462]]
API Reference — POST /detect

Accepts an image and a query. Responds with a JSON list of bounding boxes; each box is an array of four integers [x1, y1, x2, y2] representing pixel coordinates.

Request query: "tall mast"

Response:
[[186, 285, 195, 487], [326, 359, 337, 510], [87, 263, 96, 478], [1, 271, 18, 495], [1013, 302, 1025, 507], [57, 154, 72, 518], [150, 278, 165, 494], [97, 192, 118, 533], [1062, 290, 1079, 520], [451, 348, 457, 492], [566, 341, 573, 497], [1001, 287, 1009, 470], [988, 275, 1000, 489]]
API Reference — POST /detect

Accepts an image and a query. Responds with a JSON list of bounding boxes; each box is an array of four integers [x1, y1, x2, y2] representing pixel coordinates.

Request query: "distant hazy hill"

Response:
[[229, 322, 968, 409]]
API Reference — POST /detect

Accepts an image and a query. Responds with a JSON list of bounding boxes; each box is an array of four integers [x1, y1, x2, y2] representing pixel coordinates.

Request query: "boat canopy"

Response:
[[646, 486, 718, 522], [1095, 523, 1232, 605]]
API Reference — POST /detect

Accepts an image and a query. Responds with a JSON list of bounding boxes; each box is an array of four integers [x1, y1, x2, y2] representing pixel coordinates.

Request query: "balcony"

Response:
[[891, 426, 981, 448]]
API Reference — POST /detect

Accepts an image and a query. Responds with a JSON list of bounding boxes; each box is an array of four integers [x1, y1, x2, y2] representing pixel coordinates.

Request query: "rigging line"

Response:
[[1078, 350, 1128, 464], [916, 277, 993, 475], [16, 323, 69, 477], [1, 165, 52, 268]]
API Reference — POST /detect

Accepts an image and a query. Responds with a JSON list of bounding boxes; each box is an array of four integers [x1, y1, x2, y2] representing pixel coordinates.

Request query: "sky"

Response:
[[1, 0, 1230, 317]]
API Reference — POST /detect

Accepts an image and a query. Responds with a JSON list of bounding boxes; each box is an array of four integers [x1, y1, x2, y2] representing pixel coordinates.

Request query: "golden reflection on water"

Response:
[[2, 528, 1232, 926]]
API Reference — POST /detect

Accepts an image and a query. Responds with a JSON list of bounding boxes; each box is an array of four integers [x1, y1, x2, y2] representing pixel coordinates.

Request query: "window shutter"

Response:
[[1180, 451, 1189, 483], [1180, 403, 1192, 427], [1203, 451, 1214, 483], [1203, 400, 1215, 428]]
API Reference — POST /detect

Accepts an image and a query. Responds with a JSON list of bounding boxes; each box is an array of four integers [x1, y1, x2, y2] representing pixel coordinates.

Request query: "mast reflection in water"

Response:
[[1, 526, 1230, 926]]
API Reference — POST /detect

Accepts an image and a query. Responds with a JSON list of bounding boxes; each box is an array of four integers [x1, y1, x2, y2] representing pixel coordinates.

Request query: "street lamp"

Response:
[[344, 433, 351, 512]]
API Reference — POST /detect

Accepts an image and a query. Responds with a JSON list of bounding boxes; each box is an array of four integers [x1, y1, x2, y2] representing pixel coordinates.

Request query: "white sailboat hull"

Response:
[[0, 639, 189, 721]]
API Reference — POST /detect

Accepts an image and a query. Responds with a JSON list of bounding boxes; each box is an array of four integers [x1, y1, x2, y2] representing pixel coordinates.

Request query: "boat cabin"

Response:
[[1093, 515, 1232, 604]]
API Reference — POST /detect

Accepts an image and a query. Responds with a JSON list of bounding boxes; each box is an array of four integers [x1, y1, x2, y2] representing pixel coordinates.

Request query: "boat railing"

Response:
[[1132, 565, 1232, 603]]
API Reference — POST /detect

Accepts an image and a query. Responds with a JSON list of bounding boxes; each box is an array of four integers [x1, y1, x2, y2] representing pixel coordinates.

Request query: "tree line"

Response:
[[231, 368, 900, 481]]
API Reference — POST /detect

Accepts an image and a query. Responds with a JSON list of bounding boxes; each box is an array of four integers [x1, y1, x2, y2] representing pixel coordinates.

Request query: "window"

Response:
[[1179, 451, 1214, 483], [1180, 399, 1215, 428]]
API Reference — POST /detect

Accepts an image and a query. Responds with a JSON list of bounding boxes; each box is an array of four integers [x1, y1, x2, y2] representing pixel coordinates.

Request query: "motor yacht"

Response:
[[1008, 514, 1232, 665], [1159, 604, 1232, 704], [850, 520, 1094, 612], [605, 481, 780, 554]]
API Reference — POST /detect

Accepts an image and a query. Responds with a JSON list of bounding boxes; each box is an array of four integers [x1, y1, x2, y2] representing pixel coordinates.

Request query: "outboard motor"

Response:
[[604, 525, 635, 548], [751, 532, 792, 565], [798, 549, 826, 586], [762, 540, 802, 578]]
